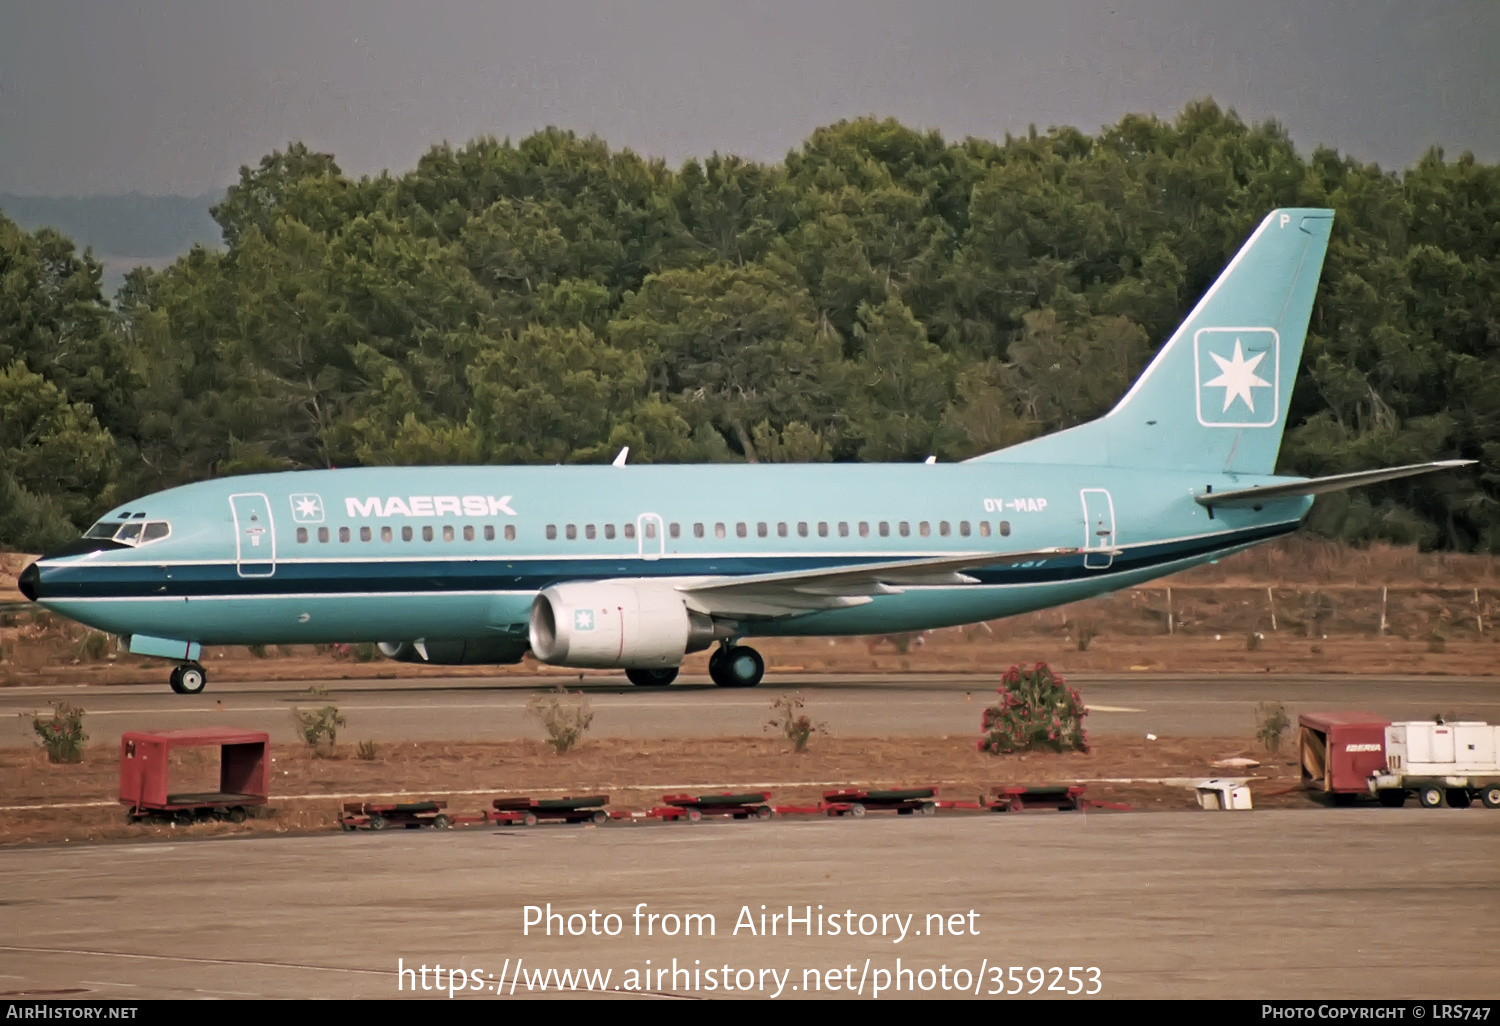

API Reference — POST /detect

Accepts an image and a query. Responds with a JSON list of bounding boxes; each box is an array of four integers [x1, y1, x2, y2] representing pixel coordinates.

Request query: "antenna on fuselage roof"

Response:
[[612, 447, 630, 467]]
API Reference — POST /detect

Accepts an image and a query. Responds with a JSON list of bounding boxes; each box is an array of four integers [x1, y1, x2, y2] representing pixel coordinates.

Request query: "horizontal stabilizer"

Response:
[[1196, 460, 1475, 508]]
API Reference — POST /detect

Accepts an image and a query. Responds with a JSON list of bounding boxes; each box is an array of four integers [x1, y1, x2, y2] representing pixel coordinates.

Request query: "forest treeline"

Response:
[[1, 100, 1496, 553]]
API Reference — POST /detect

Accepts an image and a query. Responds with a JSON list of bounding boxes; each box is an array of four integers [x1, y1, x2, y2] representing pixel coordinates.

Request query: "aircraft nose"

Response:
[[18, 562, 39, 602]]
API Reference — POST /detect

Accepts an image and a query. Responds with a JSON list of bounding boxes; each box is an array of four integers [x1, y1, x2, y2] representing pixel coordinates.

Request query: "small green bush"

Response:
[[355, 739, 379, 761], [1256, 701, 1291, 754], [528, 685, 593, 754], [291, 704, 345, 754], [248, 644, 269, 658], [33, 701, 88, 763], [979, 662, 1088, 755], [74, 631, 110, 662]]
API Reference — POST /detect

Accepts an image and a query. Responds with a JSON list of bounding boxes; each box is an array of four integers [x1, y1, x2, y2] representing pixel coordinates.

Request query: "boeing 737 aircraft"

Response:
[[18, 208, 1472, 693]]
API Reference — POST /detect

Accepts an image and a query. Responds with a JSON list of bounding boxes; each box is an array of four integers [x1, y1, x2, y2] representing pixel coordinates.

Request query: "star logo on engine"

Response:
[[574, 609, 595, 631], [289, 494, 325, 523], [1194, 327, 1279, 428]]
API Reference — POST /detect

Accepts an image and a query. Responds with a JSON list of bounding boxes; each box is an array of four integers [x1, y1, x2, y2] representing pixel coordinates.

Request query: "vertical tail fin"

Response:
[[971, 208, 1334, 473]]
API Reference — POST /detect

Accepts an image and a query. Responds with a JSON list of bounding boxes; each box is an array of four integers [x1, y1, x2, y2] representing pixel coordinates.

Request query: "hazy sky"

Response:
[[2, 1, 1496, 196]]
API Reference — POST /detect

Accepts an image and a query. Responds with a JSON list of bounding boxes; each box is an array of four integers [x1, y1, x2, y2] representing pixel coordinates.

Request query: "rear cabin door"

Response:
[[229, 493, 276, 577], [636, 513, 665, 561], [1080, 489, 1116, 570]]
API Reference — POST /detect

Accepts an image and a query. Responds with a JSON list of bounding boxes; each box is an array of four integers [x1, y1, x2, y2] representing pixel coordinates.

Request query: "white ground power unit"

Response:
[[1368, 720, 1500, 809]]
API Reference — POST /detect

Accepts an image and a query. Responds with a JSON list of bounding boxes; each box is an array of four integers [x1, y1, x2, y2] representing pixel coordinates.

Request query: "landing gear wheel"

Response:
[[709, 645, 764, 688], [174, 663, 207, 695], [1377, 789, 1408, 808], [626, 667, 679, 687], [1418, 786, 1445, 809], [1481, 786, 1500, 809], [1445, 789, 1472, 809]]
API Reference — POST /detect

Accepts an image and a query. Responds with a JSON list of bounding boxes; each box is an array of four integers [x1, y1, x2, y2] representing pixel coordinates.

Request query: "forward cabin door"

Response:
[[229, 493, 276, 577], [1080, 488, 1116, 570], [636, 513, 665, 561]]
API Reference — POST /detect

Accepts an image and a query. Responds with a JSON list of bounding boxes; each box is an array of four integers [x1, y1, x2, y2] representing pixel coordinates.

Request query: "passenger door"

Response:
[[1080, 488, 1116, 570], [229, 493, 276, 577], [636, 513, 665, 561]]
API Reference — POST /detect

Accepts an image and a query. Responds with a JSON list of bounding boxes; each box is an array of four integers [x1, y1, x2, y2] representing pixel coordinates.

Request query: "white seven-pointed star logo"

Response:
[[574, 609, 595, 631], [288, 493, 325, 523], [1203, 338, 1272, 414]]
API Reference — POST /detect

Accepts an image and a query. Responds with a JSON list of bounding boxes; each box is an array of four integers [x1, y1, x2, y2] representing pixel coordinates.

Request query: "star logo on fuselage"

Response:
[[289, 494, 325, 523]]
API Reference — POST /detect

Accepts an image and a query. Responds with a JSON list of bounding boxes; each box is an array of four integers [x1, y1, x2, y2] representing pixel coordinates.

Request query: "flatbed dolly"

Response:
[[648, 792, 775, 822], [491, 795, 610, 825], [341, 800, 452, 830], [819, 787, 937, 817]]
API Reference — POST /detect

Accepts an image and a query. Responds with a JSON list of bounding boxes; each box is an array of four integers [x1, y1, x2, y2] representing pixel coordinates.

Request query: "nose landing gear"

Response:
[[708, 643, 765, 688], [169, 663, 208, 695]]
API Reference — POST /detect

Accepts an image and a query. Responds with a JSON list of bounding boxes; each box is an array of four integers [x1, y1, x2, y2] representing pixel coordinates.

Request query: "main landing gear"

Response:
[[169, 663, 208, 695], [708, 644, 765, 688]]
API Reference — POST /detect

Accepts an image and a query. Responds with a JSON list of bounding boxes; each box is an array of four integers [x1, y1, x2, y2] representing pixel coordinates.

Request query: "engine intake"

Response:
[[529, 582, 714, 669]]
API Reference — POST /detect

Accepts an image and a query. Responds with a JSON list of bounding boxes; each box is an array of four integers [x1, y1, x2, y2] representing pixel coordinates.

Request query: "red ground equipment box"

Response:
[[119, 727, 270, 822], [1299, 711, 1391, 804]]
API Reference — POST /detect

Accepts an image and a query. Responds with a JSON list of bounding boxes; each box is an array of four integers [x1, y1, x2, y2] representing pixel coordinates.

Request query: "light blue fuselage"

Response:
[[33, 462, 1308, 646]]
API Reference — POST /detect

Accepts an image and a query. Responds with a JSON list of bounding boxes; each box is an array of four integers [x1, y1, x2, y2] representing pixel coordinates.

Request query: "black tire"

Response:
[[432, 814, 451, 829], [1481, 786, 1500, 809], [756, 806, 773, 821], [687, 809, 702, 823], [1445, 789, 1472, 809], [1377, 790, 1407, 808], [919, 802, 937, 816], [1418, 786, 1445, 809], [625, 667, 679, 687], [848, 802, 866, 818], [168, 666, 185, 694], [341, 819, 356, 831], [368, 814, 387, 831], [591, 810, 608, 825], [1331, 792, 1359, 807], [710, 645, 764, 687], [176, 663, 207, 695], [228, 806, 248, 824]]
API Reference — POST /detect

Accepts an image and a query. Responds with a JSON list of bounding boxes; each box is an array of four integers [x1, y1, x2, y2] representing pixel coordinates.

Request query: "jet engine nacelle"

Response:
[[377, 637, 529, 665], [528, 582, 714, 669]]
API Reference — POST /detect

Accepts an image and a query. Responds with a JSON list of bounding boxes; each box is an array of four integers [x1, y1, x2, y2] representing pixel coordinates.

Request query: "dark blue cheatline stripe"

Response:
[[34, 522, 1297, 601]]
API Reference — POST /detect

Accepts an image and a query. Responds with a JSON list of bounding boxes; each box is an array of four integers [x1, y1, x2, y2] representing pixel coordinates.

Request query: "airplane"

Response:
[[17, 207, 1473, 694]]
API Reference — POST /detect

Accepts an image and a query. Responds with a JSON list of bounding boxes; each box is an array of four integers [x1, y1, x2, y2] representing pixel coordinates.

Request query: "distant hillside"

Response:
[[0, 192, 223, 257]]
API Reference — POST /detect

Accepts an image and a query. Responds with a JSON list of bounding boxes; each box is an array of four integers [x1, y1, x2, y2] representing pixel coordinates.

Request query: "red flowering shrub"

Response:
[[979, 662, 1088, 755], [33, 700, 88, 763]]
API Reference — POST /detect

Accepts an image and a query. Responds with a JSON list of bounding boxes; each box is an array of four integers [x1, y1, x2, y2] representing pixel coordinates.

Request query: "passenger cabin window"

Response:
[[339, 527, 351, 543], [757, 522, 768, 538], [586, 524, 597, 540], [645, 522, 658, 540], [859, 522, 869, 537], [296, 527, 308, 543], [797, 522, 808, 537], [735, 522, 746, 538], [838, 522, 849, 537], [777, 522, 788, 537], [504, 525, 516, 541], [605, 524, 617, 540], [959, 521, 971, 537], [360, 526, 372, 542], [669, 523, 680, 539], [401, 526, 412, 542], [919, 521, 930, 537], [566, 525, 577, 540], [624, 523, 636, 540], [484, 525, 495, 541], [382, 526, 393, 542], [442, 525, 455, 542], [547, 525, 557, 540], [693, 523, 704, 539], [422, 526, 434, 542], [818, 522, 828, 537], [899, 522, 910, 537], [978, 522, 991, 537], [714, 523, 726, 539], [463, 525, 475, 541], [318, 527, 330, 543], [999, 521, 1012, 537], [939, 521, 950, 537], [879, 522, 890, 537]]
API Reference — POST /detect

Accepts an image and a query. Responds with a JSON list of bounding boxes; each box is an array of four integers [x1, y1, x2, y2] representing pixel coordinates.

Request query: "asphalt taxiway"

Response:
[[2, 672, 1498, 747]]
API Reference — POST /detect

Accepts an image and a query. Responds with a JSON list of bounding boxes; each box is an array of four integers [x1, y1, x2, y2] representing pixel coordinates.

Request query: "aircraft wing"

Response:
[[1196, 460, 1475, 508], [676, 546, 1095, 618]]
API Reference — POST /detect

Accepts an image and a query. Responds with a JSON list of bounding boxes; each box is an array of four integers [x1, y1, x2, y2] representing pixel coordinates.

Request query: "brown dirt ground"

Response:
[[0, 734, 1320, 848]]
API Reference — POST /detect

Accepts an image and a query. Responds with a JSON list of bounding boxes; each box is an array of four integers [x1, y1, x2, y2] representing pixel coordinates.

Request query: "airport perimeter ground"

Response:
[[2, 671, 1498, 1000]]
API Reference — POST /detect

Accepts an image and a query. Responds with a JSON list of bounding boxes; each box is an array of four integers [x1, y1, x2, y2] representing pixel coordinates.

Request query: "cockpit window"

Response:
[[83, 520, 171, 546]]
